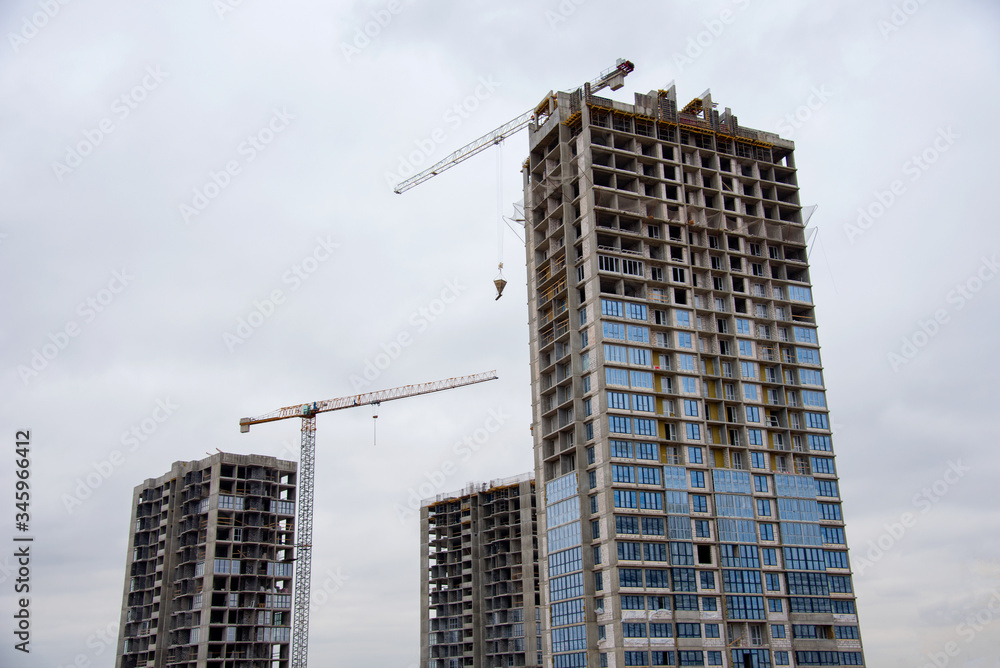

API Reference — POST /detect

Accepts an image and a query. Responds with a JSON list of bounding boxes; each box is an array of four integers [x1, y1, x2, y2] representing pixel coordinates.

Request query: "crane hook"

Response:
[[494, 262, 507, 300]]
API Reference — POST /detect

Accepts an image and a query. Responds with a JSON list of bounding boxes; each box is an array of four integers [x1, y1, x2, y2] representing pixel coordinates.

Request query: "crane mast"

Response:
[[393, 58, 634, 194], [239, 370, 499, 668]]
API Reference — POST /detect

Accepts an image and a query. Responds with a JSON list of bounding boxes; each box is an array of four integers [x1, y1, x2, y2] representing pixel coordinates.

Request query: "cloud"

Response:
[[2, 0, 1000, 666]]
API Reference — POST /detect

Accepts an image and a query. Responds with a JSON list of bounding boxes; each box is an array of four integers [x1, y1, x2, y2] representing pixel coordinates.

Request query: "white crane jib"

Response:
[[393, 58, 634, 194]]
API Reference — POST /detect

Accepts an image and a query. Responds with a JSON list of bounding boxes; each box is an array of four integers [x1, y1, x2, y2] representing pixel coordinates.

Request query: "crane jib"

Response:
[[393, 58, 633, 195]]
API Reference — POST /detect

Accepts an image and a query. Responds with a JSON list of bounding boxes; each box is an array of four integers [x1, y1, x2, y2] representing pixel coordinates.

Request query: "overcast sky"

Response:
[[2, 1, 1000, 666]]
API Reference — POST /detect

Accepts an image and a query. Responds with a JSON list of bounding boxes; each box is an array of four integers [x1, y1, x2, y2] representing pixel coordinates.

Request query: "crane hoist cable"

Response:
[[393, 59, 635, 299], [494, 140, 507, 300]]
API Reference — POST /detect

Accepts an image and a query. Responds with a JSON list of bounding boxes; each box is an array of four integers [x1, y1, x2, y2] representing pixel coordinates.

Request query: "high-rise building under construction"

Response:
[[523, 84, 865, 668], [421, 474, 541, 668], [115, 452, 298, 668]]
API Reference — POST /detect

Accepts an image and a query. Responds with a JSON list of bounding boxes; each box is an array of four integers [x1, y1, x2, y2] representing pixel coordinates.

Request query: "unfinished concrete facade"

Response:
[[115, 452, 298, 668], [421, 474, 541, 668], [523, 85, 865, 668]]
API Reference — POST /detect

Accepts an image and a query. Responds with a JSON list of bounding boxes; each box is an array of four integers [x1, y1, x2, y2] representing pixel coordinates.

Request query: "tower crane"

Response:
[[239, 370, 499, 668], [393, 58, 634, 195]]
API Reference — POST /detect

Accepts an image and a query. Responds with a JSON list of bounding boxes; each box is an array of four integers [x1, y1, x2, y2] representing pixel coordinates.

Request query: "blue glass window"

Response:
[[753, 475, 768, 493], [550, 573, 584, 601], [601, 299, 623, 317], [606, 368, 628, 386], [665, 492, 689, 514], [626, 303, 647, 320], [628, 326, 650, 343], [799, 368, 824, 386], [718, 519, 758, 543], [608, 391, 629, 409], [605, 344, 628, 363], [638, 492, 662, 510], [623, 622, 646, 638], [802, 391, 826, 407], [825, 551, 849, 569], [637, 466, 660, 485], [781, 522, 824, 546], [815, 480, 839, 498], [630, 371, 654, 389], [664, 467, 687, 490], [548, 547, 583, 577], [646, 569, 670, 588], [612, 465, 635, 483], [668, 516, 692, 540], [822, 527, 846, 544], [614, 490, 637, 508], [630, 348, 651, 365], [638, 466, 661, 485], [726, 595, 766, 619], [635, 419, 657, 436], [619, 568, 643, 588], [610, 440, 633, 458], [712, 470, 753, 494], [722, 569, 761, 593], [788, 286, 812, 303], [805, 412, 829, 429], [642, 517, 665, 536], [796, 347, 820, 365], [807, 434, 832, 451], [618, 541, 641, 561], [621, 595, 644, 609], [551, 599, 585, 626], [783, 547, 826, 571], [636, 443, 658, 460], [719, 544, 759, 568], [793, 326, 817, 343], [604, 322, 626, 340], [609, 416, 631, 434], [672, 568, 696, 591], [616, 515, 640, 534], [716, 495, 754, 518], [811, 457, 835, 474]]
